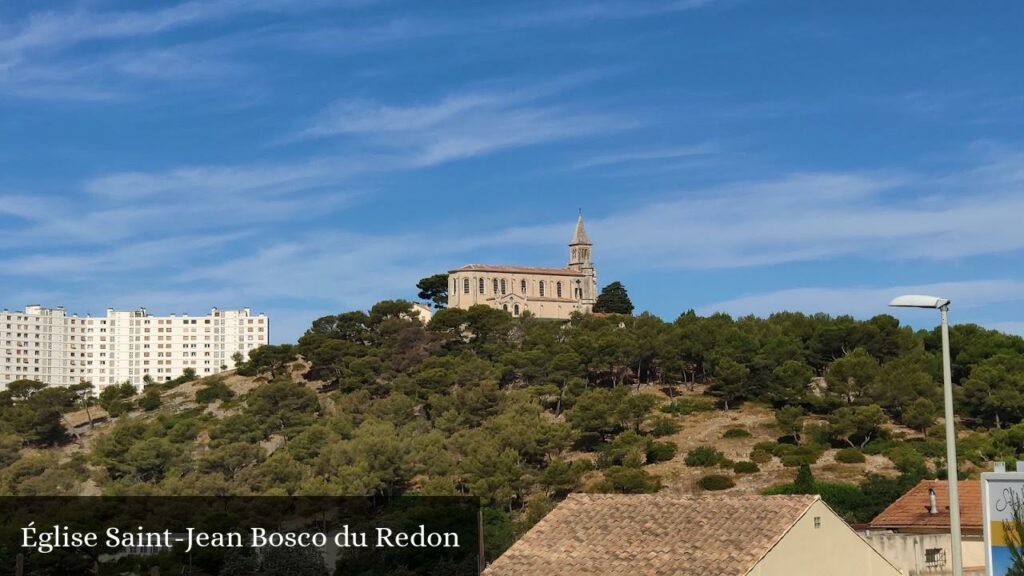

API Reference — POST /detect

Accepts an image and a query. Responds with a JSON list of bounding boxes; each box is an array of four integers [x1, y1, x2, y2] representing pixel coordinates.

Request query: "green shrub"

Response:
[[646, 441, 678, 464], [599, 466, 662, 493], [597, 431, 649, 469], [754, 441, 782, 456], [722, 428, 751, 439], [138, 389, 162, 411], [750, 449, 772, 464], [661, 396, 716, 415], [905, 439, 945, 458], [885, 445, 928, 475], [684, 446, 723, 467], [764, 480, 863, 521], [733, 461, 759, 474], [195, 379, 235, 405], [803, 423, 831, 445], [649, 417, 681, 437], [697, 474, 735, 491], [718, 457, 736, 469], [835, 448, 866, 464], [779, 444, 826, 467], [862, 438, 897, 455]]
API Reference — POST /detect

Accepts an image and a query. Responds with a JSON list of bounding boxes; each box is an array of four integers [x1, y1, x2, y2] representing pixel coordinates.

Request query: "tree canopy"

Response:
[[592, 281, 634, 315], [416, 273, 450, 309], [3, 298, 1024, 563]]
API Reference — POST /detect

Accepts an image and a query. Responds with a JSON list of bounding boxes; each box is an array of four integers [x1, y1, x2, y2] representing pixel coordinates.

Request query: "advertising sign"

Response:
[[982, 472, 1024, 576]]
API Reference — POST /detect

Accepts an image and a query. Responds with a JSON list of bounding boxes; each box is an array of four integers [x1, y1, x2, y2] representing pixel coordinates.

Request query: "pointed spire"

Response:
[[571, 212, 591, 245]]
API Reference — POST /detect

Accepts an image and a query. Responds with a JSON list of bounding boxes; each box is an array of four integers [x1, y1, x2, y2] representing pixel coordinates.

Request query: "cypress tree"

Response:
[[793, 463, 817, 494]]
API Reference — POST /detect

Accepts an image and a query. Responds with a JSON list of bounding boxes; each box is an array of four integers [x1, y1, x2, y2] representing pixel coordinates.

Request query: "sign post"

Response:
[[982, 472, 1024, 576]]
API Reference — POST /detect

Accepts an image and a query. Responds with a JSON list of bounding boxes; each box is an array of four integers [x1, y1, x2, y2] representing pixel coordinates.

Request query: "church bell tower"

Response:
[[568, 212, 597, 306]]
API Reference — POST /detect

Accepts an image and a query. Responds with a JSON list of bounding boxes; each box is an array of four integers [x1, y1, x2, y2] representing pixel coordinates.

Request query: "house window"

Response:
[[514, 304, 520, 316], [463, 278, 470, 294], [479, 278, 485, 293], [924, 548, 945, 567], [813, 516, 821, 529], [521, 280, 527, 294], [502, 305, 508, 312], [556, 281, 563, 298]]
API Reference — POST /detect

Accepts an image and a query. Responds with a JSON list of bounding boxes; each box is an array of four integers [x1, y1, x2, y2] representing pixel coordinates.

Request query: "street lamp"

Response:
[[889, 294, 962, 576]]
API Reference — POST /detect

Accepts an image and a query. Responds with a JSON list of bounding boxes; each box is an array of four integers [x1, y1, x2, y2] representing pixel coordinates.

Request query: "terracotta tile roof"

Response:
[[483, 493, 818, 576], [868, 479, 983, 533], [450, 264, 585, 276]]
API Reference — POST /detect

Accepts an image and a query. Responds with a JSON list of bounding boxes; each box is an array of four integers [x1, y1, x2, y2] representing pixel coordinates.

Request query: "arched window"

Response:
[[539, 282, 545, 297], [500, 279, 507, 295], [520, 280, 527, 294], [514, 304, 520, 316], [463, 278, 470, 294], [478, 278, 485, 293], [556, 281, 563, 298], [493, 279, 499, 294], [575, 279, 582, 298], [502, 304, 508, 312]]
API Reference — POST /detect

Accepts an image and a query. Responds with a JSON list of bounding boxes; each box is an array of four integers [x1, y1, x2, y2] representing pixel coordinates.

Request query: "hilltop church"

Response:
[[447, 214, 598, 319]]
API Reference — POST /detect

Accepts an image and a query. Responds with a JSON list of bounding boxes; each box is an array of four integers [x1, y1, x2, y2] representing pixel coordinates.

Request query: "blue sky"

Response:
[[2, 0, 1024, 343]]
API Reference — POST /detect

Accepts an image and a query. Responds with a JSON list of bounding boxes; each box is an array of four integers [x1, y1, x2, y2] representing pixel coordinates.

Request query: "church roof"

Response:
[[570, 213, 591, 245], [450, 264, 585, 277]]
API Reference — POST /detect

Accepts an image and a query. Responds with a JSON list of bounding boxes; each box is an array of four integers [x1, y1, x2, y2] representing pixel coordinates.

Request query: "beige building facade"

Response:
[[747, 498, 903, 576], [448, 214, 597, 319]]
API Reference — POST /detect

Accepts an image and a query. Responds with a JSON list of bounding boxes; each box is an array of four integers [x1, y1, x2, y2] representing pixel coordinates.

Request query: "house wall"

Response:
[[861, 531, 986, 576], [750, 500, 902, 576]]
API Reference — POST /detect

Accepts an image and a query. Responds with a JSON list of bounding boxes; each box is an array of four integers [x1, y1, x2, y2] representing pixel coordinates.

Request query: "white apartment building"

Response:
[[1, 305, 269, 390]]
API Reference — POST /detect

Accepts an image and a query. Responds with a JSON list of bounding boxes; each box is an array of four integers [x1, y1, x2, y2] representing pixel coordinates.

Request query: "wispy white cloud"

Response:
[[571, 144, 719, 169], [0, 158, 360, 252], [2, 233, 247, 277], [298, 81, 634, 167], [177, 231, 434, 304], [697, 279, 1024, 319], [0, 0, 361, 56], [565, 148, 1024, 268], [0, 0, 370, 100], [504, 0, 723, 27], [989, 322, 1024, 337], [84, 160, 353, 199]]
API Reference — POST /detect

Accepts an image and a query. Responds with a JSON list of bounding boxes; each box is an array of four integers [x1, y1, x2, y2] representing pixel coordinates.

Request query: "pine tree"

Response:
[[593, 281, 634, 315]]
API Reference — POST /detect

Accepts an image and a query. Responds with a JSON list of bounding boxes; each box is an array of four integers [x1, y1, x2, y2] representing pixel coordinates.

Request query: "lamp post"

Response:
[[889, 294, 962, 576]]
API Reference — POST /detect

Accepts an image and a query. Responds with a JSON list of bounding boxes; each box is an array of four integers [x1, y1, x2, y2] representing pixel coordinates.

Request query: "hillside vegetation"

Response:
[[3, 301, 1024, 556]]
